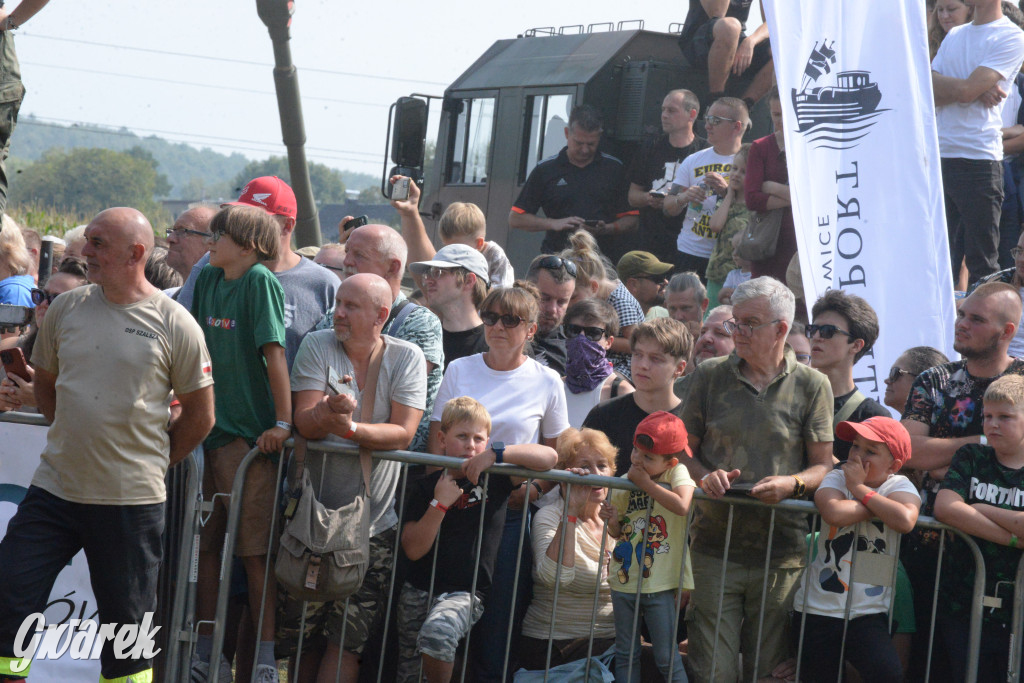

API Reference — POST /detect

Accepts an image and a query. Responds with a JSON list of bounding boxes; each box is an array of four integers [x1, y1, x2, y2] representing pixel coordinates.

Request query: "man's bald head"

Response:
[[342, 224, 407, 289], [177, 206, 217, 232], [343, 272, 393, 311], [91, 207, 155, 254], [82, 208, 156, 292]]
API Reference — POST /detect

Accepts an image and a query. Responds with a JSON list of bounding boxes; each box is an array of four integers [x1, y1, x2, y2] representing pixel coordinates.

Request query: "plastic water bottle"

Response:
[[687, 180, 707, 214]]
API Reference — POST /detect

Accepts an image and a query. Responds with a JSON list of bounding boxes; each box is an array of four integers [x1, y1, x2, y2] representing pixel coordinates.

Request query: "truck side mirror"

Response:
[[390, 97, 428, 168]]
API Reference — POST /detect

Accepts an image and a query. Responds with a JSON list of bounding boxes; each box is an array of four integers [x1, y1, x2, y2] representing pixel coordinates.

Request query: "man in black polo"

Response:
[[509, 104, 637, 260], [627, 89, 708, 265]]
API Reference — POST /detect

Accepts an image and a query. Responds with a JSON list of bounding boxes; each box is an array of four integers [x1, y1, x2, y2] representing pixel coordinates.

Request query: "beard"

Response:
[[953, 330, 1002, 359]]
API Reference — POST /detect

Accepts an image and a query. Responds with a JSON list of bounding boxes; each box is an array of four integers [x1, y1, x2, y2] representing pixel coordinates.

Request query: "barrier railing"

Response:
[[0, 415, 998, 682], [0, 410, 204, 681]]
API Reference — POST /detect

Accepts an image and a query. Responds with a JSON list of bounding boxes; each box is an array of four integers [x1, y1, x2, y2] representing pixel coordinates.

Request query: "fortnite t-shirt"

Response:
[[606, 463, 695, 593], [672, 147, 734, 258], [940, 444, 1024, 625]]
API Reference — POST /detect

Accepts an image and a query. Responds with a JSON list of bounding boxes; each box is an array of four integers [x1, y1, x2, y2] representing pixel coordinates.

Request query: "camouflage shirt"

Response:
[[679, 347, 834, 567]]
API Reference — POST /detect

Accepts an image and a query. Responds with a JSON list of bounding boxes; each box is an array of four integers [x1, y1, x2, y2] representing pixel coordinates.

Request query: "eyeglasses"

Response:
[[1012, 247, 1024, 259], [637, 273, 667, 284], [421, 266, 458, 281], [480, 311, 526, 328], [704, 114, 738, 127], [887, 367, 913, 383], [564, 323, 606, 341], [165, 227, 211, 239], [722, 318, 781, 337], [319, 263, 346, 274], [795, 353, 812, 364], [805, 324, 854, 340], [209, 231, 224, 243], [30, 288, 59, 305], [536, 255, 578, 277]]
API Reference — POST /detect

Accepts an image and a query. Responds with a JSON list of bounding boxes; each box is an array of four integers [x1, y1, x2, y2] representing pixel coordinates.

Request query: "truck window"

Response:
[[519, 94, 573, 183], [446, 97, 495, 185]]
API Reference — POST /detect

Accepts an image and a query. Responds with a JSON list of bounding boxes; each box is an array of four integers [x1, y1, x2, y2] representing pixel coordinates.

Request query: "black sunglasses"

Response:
[[805, 324, 854, 340], [565, 323, 606, 341], [480, 311, 525, 328], [638, 273, 667, 284], [30, 288, 59, 306], [888, 367, 913, 383], [536, 255, 578, 277]]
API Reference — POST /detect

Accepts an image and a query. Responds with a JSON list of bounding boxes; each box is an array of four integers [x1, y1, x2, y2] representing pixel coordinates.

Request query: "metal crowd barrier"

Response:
[[0, 412, 1001, 683], [196, 439, 998, 683], [0, 410, 204, 681]]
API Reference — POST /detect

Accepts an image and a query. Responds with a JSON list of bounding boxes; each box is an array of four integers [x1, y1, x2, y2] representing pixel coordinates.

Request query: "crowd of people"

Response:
[[3, 0, 1024, 682]]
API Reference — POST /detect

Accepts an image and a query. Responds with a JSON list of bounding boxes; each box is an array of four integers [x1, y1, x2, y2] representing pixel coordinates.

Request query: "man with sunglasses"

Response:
[[409, 244, 490, 370], [807, 290, 890, 462], [510, 104, 638, 262], [678, 276, 834, 683], [664, 98, 748, 277], [617, 250, 673, 319], [165, 206, 216, 283], [525, 254, 577, 376]]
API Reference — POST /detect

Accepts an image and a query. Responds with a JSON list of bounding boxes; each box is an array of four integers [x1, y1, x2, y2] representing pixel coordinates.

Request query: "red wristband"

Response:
[[567, 515, 578, 524], [430, 498, 449, 513], [861, 491, 877, 507]]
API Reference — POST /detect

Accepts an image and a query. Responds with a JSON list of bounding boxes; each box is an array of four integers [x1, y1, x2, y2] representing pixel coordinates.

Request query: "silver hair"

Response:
[[731, 276, 795, 325], [667, 271, 707, 302], [371, 226, 408, 274]]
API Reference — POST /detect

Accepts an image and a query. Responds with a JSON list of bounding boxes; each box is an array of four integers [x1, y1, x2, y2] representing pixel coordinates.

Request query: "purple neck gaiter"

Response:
[[565, 334, 613, 394]]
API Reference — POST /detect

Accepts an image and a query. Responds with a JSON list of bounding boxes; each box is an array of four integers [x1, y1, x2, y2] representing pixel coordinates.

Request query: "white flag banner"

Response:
[[763, 0, 957, 411]]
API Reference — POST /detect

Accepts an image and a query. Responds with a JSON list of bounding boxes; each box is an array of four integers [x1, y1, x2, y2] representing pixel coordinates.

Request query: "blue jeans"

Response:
[[611, 589, 687, 683]]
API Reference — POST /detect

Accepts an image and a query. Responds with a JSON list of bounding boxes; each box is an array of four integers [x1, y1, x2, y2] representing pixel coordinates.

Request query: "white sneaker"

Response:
[[253, 663, 280, 683], [190, 654, 234, 683]]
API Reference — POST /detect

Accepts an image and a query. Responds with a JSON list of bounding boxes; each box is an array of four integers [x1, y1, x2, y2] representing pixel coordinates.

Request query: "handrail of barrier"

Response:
[[0, 410, 48, 426], [1010, 553, 1024, 683]]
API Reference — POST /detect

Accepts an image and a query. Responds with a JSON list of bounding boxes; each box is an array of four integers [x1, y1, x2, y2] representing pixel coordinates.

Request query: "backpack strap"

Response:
[[611, 374, 624, 398], [386, 299, 418, 334], [357, 337, 386, 493], [833, 389, 867, 431]]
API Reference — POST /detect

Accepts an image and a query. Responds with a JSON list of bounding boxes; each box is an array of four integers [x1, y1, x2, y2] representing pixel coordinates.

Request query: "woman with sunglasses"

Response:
[[561, 299, 634, 428], [0, 259, 88, 412], [429, 281, 571, 679], [883, 346, 950, 416]]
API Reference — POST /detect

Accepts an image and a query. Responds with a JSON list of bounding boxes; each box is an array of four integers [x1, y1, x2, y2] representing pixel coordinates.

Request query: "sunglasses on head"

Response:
[[30, 288, 59, 306], [564, 323, 606, 341], [480, 311, 525, 328], [805, 324, 854, 340], [536, 255, 578, 277]]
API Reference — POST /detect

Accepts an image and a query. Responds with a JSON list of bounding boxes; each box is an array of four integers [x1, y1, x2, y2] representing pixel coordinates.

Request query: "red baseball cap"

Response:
[[634, 411, 691, 457], [836, 416, 912, 469], [224, 176, 297, 219]]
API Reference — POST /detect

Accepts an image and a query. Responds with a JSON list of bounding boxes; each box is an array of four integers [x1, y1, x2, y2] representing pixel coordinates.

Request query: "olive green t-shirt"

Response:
[[31, 285, 213, 504], [679, 348, 834, 566]]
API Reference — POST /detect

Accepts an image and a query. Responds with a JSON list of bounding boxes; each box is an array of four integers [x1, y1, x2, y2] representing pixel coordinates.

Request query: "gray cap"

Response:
[[409, 243, 490, 285]]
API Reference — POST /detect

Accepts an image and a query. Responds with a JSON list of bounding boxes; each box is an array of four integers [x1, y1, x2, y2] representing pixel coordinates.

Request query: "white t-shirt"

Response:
[[1002, 79, 1021, 128], [432, 353, 570, 445], [671, 147, 734, 258], [723, 268, 751, 289], [934, 17, 1024, 160], [793, 470, 920, 618]]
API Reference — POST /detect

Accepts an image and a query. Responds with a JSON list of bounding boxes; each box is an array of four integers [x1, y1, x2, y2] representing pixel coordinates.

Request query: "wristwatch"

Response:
[[492, 441, 505, 464], [792, 475, 807, 499]]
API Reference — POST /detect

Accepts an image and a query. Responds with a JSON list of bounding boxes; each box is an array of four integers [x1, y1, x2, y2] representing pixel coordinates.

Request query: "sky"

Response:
[[11, 1, 762, 182]]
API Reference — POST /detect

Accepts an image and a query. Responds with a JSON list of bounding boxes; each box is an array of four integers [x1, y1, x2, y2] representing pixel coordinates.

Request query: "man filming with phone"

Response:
[[509, 104, 637, 261], [276, 272, 426, 681]]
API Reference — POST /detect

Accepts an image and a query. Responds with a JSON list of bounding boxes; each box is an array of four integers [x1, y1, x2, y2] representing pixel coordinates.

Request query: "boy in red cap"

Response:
[[792, 415, 920, 683], [936, 374, 1024, 681], [599, 410, 695, 683]]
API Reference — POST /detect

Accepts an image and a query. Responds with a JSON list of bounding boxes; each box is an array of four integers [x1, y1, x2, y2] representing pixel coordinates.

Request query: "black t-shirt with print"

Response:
[[940, 444, 1024, 626], [401, 468, 515, 598]]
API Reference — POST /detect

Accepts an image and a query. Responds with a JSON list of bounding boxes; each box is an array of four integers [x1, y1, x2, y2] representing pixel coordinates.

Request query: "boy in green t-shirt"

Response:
[[191, 205, 292, 682], [600, 411, 695, 683], [936, 374, 1024, 682]]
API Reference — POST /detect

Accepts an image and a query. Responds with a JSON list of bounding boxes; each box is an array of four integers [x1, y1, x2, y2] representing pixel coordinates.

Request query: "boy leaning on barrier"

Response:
[[791, 416, 919, 683], [397, 396, 557, 683], [935, 374, 1024, 681], [599, 411, 694, 683], [190, 205, 292, 683]]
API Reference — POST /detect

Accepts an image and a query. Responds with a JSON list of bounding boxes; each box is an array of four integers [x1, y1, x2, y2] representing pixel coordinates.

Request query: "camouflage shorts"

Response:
[[275, 526, 397, 657], [395, 583, 483, 681]]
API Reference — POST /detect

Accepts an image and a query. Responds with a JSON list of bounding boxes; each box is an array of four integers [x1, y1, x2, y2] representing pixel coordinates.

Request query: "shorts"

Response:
[[396, 584, 483, 681], [199, 437, 280, 557], [680, 17, 773, 74], [276, 526, 397, 657]]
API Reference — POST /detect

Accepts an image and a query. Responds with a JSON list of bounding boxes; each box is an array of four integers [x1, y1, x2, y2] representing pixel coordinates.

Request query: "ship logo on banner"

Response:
[[792, 40, 888, 150]]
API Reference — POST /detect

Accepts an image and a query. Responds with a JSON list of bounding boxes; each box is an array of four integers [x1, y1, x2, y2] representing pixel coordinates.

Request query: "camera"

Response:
[[390, 177, 411, 201]]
